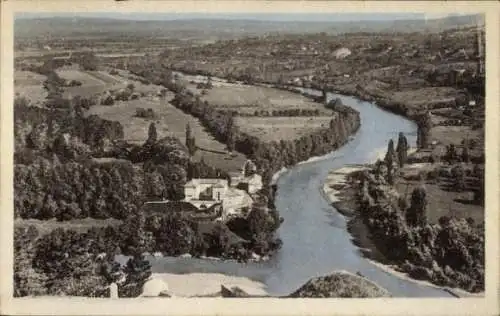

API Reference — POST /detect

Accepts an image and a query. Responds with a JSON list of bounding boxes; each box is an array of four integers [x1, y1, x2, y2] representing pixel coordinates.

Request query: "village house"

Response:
[[184, 178, 228, 203], [228, 172, 263, 194], [228, 160, 263, 194]]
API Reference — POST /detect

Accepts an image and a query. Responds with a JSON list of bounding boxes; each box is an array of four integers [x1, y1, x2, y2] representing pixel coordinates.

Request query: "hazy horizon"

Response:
[[14, 12, 475, 22]]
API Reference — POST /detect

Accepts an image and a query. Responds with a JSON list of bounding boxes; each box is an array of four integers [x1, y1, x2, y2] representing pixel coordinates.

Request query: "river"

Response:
[[118, 76, 453, 297], [264, 89, 451, 297]]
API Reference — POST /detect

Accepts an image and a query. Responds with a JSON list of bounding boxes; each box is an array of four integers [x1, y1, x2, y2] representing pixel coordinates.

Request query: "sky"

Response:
[[14, 12, 471, 22]]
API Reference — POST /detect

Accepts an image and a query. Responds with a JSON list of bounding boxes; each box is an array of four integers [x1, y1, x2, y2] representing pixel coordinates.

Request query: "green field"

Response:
[[88, 94, 247, 172]]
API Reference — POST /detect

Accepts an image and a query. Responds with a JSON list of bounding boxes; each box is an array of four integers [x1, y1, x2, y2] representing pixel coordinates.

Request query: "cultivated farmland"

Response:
[[14, 70, 48, 106], [88, 93, 247, 172], [236, 116, 334, 142], [175, 72, 338, 143], [178, 72, 331, 114], [56, 66, 121, 98]]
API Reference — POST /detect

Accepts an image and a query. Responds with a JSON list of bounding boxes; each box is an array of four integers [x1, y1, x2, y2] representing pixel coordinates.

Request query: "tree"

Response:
[[461, 140, 470, 163], [101, 94, 114, 106], [385, 139, 396, 185], [417, 111, 433, 149], [473, 165, 484, 205], [14, 226, 48, 297], [396, 132, 409, 168], [205, 224, 231, 257], [247, 206, 274, 239], [185, 123, 197, 156], [385, 139, 396, 166], [78, 52, 99, 71], [451, 165, 467, 192], [144, 171, 166, 199], [445, 144, 458, 164], [120, 212, 153, 255], [406, 186, 428, 227], [45, 193, 65, 218], [154, 213, 194, 256], [32, 229, 108, 296], [119, 254, 152, 297], [147, 122, 157, 145], [474, 175, 484, 206], [226, 115, 236, 153]]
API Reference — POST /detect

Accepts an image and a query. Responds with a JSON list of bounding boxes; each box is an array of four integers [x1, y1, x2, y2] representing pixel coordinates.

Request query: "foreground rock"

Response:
[[287, 271, 391, 298], [140, 271, 390, 298], [220, 285, 253, 297]]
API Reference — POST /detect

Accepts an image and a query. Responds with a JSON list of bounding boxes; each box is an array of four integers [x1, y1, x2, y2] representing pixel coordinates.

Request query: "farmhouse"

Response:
[[184, 178, 228, 202], [228, 161, 263, 194], [183, 178, 253, 215]]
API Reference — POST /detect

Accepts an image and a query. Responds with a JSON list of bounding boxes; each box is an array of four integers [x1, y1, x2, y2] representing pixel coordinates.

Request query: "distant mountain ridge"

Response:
[[15, 14, 484, 39]]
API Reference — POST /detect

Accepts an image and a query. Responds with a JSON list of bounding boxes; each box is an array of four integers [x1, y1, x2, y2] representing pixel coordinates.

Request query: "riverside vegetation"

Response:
[[337, 132, 485, 293]]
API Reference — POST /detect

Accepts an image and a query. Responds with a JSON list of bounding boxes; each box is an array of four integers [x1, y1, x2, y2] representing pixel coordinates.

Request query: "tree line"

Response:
[[169, 90, 361, 184]]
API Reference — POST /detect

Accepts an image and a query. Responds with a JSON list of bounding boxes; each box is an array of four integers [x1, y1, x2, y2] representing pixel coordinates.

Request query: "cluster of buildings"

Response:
[[144, 161, 263, 222]]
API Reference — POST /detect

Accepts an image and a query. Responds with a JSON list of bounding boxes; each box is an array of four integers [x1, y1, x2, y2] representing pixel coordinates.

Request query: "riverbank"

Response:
[[151, 272, 269, 297], [321, 148, 485, 298], [366, 260, 484, 298]]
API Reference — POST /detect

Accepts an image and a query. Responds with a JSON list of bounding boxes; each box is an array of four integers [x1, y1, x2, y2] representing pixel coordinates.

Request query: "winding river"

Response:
[[120, 76, 453, 297], [264, 89, 451, 297]]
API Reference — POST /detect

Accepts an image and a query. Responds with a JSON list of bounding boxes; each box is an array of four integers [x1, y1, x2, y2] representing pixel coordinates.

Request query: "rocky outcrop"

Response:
[[140, 278, 170, 297], [220, 285, 252, 297], [287, 271, 390, 298]]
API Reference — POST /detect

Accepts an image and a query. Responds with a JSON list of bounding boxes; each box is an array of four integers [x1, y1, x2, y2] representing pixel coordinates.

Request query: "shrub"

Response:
[[451, 165, 466, 191], [67, 80, 82, 87], [114, 89, 131, 102], [135, 108, 156, 119], [101, 95, 115, 106], [426, 169, 439, 182]]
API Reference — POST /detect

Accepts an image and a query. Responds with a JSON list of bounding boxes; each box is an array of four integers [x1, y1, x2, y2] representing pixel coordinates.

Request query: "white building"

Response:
[[333, 47, 352, 60], [182, 177, 254, 220], [184, 178, 228, 202], [244, 174, 264, 194], [228, 160, 263, 194]]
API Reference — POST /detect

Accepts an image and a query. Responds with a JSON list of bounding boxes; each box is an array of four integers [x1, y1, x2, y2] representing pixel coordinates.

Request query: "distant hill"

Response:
[[14, 14, 484, 40]]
